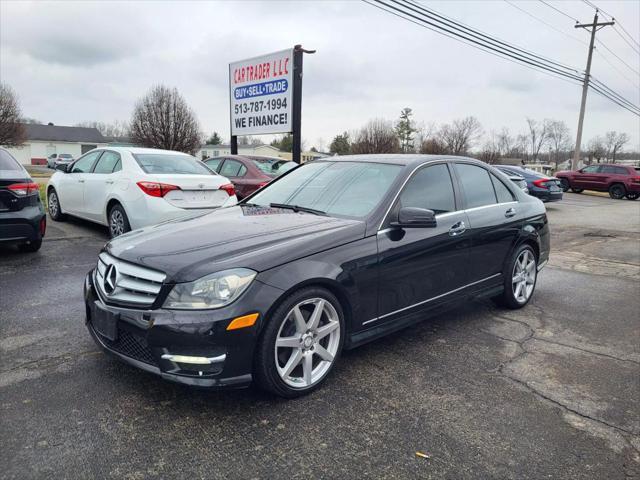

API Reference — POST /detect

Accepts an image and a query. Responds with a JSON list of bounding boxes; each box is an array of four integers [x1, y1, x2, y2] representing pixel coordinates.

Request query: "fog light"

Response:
[[161, 354, 226, 364]]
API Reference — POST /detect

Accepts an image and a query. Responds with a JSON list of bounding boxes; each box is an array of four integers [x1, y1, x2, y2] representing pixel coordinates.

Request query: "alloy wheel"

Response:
[[610, 185, 625, 199], [274, 298, 341, 389], [48, 191, 59, 217], [109, 209, 125, 237], [512, 250, 536, 304]]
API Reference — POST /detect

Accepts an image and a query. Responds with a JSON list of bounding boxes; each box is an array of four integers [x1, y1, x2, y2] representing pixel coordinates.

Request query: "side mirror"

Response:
[[55, 163, 69, 172], [391, 207, 437, 228]]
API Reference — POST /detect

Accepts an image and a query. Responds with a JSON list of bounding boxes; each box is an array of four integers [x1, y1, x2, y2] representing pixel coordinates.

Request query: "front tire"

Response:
[[108, 204, 131, 238], [571, 188, 584, 193], [559, 178, 570, 192], [609, 184, 626, 200], [494, 245, 538, 309], [254, 287, 344, 398], [47, 189, 65, 221]]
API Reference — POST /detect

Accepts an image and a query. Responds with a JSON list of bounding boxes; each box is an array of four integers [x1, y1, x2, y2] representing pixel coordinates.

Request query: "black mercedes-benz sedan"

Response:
[[84, 155, 549, 397]]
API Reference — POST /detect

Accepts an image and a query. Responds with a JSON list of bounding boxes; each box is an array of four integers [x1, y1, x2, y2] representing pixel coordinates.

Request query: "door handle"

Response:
[[448, 221, 466, 236], [505, 207, 516, 218], [105, 180, 114, 184], [77, 179, 85, 183]]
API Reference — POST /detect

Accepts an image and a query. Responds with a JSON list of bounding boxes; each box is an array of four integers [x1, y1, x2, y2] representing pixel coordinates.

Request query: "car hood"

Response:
[[106, 205, 366, 282]]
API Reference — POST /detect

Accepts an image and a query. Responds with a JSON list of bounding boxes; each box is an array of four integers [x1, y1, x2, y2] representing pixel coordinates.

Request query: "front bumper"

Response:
[[84, 269, 283, 388]]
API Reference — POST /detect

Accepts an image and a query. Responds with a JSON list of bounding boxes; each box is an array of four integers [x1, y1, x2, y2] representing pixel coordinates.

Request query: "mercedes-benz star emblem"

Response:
[[104, 264, 118, 295]]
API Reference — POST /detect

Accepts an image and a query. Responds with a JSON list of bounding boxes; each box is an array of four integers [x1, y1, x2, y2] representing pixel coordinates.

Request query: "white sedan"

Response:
[[46, 147, 237, 237]]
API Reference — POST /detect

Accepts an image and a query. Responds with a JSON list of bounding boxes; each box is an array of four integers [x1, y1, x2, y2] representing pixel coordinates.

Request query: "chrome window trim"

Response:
[[362, 273, 501, 326]]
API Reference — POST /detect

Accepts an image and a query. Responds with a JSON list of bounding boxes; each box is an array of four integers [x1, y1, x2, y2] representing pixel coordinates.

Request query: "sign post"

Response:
[[229, 46, 313, 162]]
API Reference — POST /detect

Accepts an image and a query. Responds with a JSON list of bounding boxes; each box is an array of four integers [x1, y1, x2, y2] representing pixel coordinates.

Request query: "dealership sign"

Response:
[[229, 49, 294, 136]]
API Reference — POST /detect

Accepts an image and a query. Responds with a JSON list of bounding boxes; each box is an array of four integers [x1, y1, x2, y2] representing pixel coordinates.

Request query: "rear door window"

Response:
[[455, 163, 497, 209], [204, 158, 223, 172], [219, 159, 244, 177], [490, 173, 515, 203], [93, 151, 121, 174]]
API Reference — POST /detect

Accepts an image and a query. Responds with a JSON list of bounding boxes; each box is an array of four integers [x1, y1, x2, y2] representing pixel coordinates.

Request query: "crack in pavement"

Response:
[[0, 349, 101, 374]]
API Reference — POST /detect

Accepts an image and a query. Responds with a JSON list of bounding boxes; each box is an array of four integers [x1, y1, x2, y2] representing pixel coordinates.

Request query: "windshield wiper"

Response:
[[270, 203, 327, 216]]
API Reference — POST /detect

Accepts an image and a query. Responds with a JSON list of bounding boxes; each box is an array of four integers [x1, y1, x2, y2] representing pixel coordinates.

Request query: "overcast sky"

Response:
[[1, 0, 639, 151]]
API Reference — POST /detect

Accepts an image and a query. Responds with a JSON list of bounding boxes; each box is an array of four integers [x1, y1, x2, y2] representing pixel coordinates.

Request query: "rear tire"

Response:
[[608, 184, 626, 200], [253, 286, 345, 398], [493, 244, 538, 310], [47, 189, 66, 221], [626, 193, 639, 200], [559, 178, 570, 192], [19, 239, 42, 252], [108, 204, 131, 238]]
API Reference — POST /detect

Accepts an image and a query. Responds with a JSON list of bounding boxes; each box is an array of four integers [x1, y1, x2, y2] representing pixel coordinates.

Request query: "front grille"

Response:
[[95, 252, 166, 308], [99, 327, 157, 366]]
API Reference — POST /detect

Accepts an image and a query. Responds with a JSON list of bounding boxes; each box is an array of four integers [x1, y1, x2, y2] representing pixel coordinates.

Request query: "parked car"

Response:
[[495, 165, 563, 202], [506, 173, 529, 194], [47, 153, 74, 169], [47, 147, 237, 238], [202, 155, 296, 199], [0, 148, 46, 252], [555, 164, 640, 200], [84, 155, 549, 397]]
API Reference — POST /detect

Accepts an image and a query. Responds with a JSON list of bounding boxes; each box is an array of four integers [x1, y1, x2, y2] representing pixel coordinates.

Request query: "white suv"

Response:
[[46, 147, 237, 237]]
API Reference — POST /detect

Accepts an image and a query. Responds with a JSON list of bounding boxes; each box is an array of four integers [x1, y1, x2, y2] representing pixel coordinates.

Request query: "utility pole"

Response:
[[572, 11, 614, 170]]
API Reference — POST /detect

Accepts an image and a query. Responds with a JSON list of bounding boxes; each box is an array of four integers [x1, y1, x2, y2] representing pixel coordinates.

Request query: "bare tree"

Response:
[[603, 131, 630, 162], [350, 119, 400, 154], [0, 83, 26, 147], [496, 128, 515, 157], [130, 85, 201, 154], [526, 118, 551, 163], [587, 136, 606, 164], [238, 135, 262, 146], [438, 116, 483, 155], [419, 138, 447, 154], [478, 131, 501, 164], [76, 120, 130, 138], [547, 120, 571, 170]]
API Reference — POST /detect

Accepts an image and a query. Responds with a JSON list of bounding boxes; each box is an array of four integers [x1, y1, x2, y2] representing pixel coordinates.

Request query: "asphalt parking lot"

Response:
[[1, 193, 639, 479]]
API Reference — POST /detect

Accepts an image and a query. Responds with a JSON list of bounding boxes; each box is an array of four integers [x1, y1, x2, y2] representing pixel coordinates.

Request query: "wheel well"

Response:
[[609, 182, 626, 190], [522, 239, 540, 261], [106, 198, 122, 219], [260, 279, 354, 336]]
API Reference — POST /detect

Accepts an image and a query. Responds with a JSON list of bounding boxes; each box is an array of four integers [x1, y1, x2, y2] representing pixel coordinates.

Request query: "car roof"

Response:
[[94, 146, 192, 156], [323, 154, 484, 167]]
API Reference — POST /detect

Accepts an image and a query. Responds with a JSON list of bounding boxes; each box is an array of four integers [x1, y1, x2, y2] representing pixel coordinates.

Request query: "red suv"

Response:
[[555, 164, 640, 200]]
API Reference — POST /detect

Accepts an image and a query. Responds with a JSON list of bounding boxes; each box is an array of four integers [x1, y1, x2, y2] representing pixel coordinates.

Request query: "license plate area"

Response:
[[92, 301, 118, 341]]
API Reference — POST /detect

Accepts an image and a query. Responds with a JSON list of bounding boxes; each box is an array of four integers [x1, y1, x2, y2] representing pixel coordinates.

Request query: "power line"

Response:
[[582, 0, 640, 54], [595, 38, 640, 76], [391, 0, 581, 77], [590, 76, 640, 112], [505, 0, 587, 47], [538, 0, 578, 23], [362, 0, 584, 85], [594, 49, 640, 90], [588, 81, 640, 116]]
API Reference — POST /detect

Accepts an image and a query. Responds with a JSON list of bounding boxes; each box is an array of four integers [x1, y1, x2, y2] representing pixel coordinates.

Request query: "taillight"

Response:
[[532, 179, 549, 189], [136, 181, 181, 197], [220, 183, 236, 196], [8, 182, 39, 196]]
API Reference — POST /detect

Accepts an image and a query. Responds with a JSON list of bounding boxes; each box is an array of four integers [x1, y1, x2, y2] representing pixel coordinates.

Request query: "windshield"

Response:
[[133, 153, 213, 175], [248, 161, 402, 219], [59, 154, 73, 159]]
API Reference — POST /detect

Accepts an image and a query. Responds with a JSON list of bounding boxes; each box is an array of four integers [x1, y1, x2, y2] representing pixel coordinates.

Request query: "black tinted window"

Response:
[[93, 151, 121, 174], [456, 163, 497, 208], [601, 165, 628, 175], [0, 150, 21, 170], [582, 165, 600, 173], [399, 164, 455, 214], [491, 173, 515, 203], [72, 151, 101, 173]]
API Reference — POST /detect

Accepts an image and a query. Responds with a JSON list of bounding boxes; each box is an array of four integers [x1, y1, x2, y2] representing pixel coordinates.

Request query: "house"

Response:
[[4, 124, 109, 165], [265, 150, 330, 163], [195, 143, 286, 160]]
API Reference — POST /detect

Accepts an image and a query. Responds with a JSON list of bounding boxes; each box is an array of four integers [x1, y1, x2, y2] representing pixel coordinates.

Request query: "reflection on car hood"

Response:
[[106, 205, 366, 282]]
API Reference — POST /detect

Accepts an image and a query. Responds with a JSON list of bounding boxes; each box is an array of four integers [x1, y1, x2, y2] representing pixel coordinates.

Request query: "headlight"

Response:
[[163, 268, 256, 309]]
